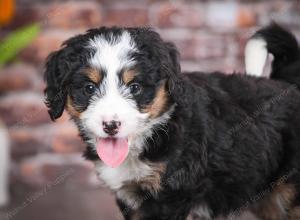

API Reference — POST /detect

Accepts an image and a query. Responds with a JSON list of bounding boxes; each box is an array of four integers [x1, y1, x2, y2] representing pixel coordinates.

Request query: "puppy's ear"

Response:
[[44, 49, 69, 121], [163, 42, 185, 104], [164, 42, 181, 78], [164, 42, 197, 115]]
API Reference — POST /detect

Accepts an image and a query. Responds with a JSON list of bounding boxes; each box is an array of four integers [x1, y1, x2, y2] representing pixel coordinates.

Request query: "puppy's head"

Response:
[[44, 27, 180, 167]]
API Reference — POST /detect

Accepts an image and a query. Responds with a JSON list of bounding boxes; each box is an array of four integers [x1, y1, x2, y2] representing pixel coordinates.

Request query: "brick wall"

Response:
[[1, 0, 300, 188]]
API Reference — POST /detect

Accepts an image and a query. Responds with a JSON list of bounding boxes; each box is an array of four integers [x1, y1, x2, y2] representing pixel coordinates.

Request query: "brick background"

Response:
[[0, 0, 300, 219]]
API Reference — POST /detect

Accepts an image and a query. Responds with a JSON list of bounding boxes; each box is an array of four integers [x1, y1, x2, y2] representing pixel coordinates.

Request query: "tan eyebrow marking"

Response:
[[84, 68, 102, 84], [122, 69, 138, 84]]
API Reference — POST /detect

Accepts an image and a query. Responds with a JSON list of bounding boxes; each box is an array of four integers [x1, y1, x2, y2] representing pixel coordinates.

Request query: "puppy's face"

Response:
[[44, 27, 180, 167]]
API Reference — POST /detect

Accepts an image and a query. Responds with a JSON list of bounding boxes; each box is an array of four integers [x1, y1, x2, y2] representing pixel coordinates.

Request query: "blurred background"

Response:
[[0, 0, 300, 219]]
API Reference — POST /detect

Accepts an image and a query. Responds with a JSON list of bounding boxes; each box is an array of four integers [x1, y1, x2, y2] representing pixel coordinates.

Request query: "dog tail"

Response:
[[245, 23, 300, 87]]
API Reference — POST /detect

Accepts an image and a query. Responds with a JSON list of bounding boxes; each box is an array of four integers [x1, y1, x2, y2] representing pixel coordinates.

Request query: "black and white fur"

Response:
[[44, 24, 300, 219]]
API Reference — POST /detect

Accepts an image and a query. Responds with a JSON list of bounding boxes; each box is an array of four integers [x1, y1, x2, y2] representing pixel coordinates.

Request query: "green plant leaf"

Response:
[[0, 23, 40, 66]]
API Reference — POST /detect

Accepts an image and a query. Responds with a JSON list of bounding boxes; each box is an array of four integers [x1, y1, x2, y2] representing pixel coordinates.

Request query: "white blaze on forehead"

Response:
[[88, 31, 137, 74], [87, 31, 137, 100], [87, 30, 138, 102]]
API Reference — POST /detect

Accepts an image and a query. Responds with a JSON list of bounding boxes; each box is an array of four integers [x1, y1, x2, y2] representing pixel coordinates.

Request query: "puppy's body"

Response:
[[115, 72, 300, 220], [44, 25, 300, 219]]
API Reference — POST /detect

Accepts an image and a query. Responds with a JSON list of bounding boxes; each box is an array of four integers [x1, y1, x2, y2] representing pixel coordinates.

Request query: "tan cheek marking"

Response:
[[143, 81, 169, 118], [66, 96, 81, 118], [253, 183, 296, 220], [85, 68, 102, 84], [122, 69, 138, 84]]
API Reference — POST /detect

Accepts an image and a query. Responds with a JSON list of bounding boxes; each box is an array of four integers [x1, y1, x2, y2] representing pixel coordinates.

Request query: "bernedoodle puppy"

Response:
[[44, 23, 300, 219]]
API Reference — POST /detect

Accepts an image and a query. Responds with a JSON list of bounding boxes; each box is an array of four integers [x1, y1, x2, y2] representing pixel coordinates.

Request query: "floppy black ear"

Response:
[[44, 49, 69, 121], [163, 42, 186, 103], [44, 31, 91, 121], [164, 42, 197, 116], [164, 42, 181, 78]]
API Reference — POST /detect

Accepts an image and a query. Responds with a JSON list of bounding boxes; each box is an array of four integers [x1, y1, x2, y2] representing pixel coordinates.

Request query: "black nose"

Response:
[[102, 120, 121, 136]]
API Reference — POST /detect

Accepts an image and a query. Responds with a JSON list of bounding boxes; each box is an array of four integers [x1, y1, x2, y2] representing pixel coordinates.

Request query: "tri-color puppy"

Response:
[[44, 24, 300, 220]]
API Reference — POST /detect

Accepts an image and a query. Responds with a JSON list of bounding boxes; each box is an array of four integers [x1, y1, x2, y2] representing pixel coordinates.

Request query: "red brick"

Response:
[[160, 30, 226, 61], [237, 28, 257, 59], [3, 2, 102, 30], [10, 128, 44, 160], [151, 3, 204, 28], [4, 5, 44, 29], [19, 30, 82, 64], [51, 123, 85, 154], [41, 163, 91, 185], [19, 153, 93, 186], [237, 7, 256, 28], [159, 29, 196, 60], [260, 1, 300, 27], [0, 63, 41, 92], [104, 6, 149, 26], [206, 2, 257, 30], [42, 2, 102, 29], [0, 92, 50, 126], [181, 59, 240, 74], [172, 38, 197, 60], [20, 161, 37, 179], [206, 2, 238, 29], [9, 122, 84, 160], [193, 34, 226, 60]]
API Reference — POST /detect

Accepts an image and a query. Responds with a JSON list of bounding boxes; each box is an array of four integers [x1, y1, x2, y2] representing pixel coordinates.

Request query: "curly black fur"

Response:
[[44, 25, 300, 220]]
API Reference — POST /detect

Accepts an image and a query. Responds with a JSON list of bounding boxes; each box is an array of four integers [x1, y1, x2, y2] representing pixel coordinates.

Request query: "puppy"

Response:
[[44, 24, 300, 220]]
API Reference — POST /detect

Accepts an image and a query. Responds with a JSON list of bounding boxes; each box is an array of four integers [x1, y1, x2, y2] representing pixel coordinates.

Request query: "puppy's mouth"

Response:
[[96, 137, 129, 168]]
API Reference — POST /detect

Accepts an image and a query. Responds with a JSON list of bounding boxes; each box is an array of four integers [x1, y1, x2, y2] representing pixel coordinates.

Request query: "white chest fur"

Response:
[[95, 155, 156, 210], [94, 149, 166, 210], [95, 155, 153, 191]]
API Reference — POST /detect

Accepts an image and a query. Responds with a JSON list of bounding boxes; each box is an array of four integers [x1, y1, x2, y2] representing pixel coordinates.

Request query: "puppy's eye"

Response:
[[84, 84, 96, 95], [129, 83, 142, 95]]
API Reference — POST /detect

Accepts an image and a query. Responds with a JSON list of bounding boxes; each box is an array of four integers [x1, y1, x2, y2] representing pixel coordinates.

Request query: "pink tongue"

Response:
[[96, 138, 129, 168]]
